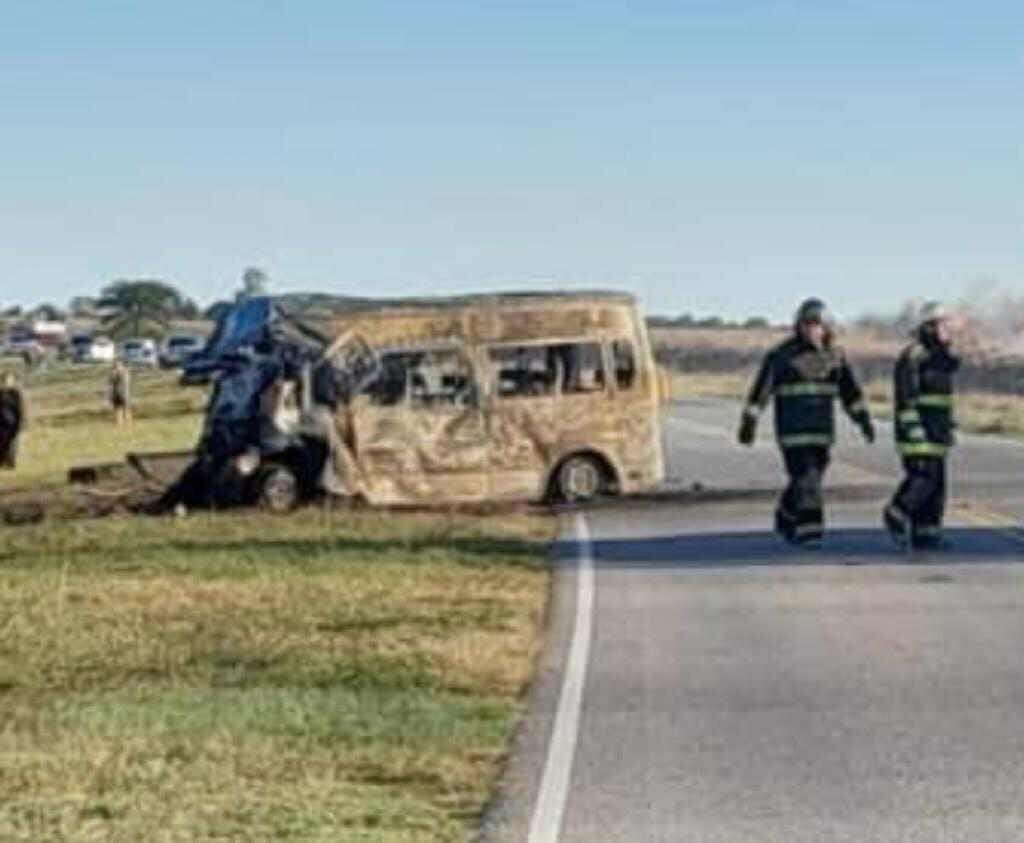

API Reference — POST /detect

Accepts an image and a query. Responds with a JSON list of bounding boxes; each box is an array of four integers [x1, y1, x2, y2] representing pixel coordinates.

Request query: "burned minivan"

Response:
[[160, 291, 665, 510]]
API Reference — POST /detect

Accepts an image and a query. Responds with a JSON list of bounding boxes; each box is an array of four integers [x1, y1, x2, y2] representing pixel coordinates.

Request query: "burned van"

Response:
[[164, 291, 664, 510]]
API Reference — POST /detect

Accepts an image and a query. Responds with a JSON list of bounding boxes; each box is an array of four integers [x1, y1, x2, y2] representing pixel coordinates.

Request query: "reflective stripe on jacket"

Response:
[[893, 338, 959, 458], [744, 336, 870, 448]]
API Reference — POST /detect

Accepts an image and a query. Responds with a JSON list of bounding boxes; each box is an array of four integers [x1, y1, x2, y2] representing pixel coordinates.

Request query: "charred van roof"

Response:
[[275, 290, 637, 317]]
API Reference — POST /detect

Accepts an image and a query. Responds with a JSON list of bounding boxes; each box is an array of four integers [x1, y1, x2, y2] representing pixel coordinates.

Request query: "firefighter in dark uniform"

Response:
[[0, 371, 25, 470], [738, 298, 875, 545], [884, 302, 960, 549]]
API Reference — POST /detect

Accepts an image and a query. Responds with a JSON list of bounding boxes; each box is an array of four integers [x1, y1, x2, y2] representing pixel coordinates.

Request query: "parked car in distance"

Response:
[[120, 338, 159, 367], [11, 320, 67, 353], [67, 333, 94, 362], [160, 334, 205, 369], [78, 336, 117, 363], [4, 334, 45, 360]]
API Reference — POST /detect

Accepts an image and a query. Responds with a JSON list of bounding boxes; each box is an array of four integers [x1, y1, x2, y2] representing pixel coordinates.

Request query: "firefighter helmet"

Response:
[[917, 301, 949, 328], [794, 298, 833, 326]]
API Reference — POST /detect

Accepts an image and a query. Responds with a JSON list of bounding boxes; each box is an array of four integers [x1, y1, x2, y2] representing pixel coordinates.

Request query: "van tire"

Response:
[[555, 454, 605, 503], [255, 464, 299, 513]]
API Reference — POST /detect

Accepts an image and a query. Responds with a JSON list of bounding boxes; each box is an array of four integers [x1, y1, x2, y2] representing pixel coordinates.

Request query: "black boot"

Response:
[[775, 508, 797, 544], [912, 525, 948, 551], [884, 504, 910, 549], [792, 523, 823, 549]]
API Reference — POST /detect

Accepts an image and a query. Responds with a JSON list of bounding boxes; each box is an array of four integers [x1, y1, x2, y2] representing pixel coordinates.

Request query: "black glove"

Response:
[[860, 417, 875, 444], [738, 414, 757, 446]]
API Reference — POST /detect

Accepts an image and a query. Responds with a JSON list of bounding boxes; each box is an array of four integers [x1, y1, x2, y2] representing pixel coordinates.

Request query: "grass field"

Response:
[[0, 363, 553, 841], [2, 364, 205, 488]]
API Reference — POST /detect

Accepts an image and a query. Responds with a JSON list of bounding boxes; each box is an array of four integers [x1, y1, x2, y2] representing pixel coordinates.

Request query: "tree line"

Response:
[[647, 313, 773, 330], [0, 268, 270, 340]]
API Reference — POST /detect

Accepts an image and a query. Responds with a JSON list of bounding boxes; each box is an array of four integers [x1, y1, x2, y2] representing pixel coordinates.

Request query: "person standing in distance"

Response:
[[110, 361, 133, 428], [738, 298, 876, 546], [884, 302, 960, 550], [0, 371, 25, 470]]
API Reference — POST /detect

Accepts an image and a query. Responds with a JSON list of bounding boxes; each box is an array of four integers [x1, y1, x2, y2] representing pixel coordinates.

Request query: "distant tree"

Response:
[[69, 296, 99, 318], [651, 311, 773, 330], [204, 300, 233, 323], [31, 303, 67, 322], [2, 306, 22, 318], [696, 316, 725, 328], [98, 280, 186, 339], [178, 298, 201, 320], [646, 315, 675, 328], [238, 267, 269, 300]]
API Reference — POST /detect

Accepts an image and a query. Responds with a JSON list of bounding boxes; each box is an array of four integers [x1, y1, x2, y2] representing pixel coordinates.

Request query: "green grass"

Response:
[[1, 364, 204, 487], [0, 508, 552, 841], [0, 364, 554, 841]]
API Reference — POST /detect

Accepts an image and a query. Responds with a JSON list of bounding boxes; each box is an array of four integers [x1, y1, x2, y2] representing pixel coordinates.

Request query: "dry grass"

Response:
[[0, 364, 554, 841], [665, 372, 749, 401], [0, 509, 553, 841], [651, 326, 903, 357], [939, 392, 1024, 438], [2, 364, 204, 488]]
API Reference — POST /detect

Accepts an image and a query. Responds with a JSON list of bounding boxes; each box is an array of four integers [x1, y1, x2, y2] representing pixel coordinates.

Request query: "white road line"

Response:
[[527, 512, 596, 843]]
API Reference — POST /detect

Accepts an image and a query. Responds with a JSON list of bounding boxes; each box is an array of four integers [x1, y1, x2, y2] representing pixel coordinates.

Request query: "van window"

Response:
[[490, 343, 606, 398], [362, 349, 473, 408], [612, 341, 637, 389], [561, 343, 605, 394]]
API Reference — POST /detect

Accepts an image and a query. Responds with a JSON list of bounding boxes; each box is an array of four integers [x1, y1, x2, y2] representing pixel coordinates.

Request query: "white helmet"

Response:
[[918, 301, 950, 328]]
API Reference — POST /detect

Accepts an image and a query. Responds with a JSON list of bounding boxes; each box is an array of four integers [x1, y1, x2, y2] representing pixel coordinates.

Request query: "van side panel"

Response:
[[321, 295, 664, 504], [352, 401, 490, 506]]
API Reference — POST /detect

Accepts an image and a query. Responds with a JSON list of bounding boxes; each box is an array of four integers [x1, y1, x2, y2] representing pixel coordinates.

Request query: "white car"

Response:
[[79, 336, 117, 363], [120, 338, 159, 367], [160, 334, 205, 368]]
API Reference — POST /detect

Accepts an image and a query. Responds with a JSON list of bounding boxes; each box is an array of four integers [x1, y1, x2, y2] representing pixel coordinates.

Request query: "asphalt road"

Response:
[[481, 399, 1024, 843], [661, 398, 1024, 518]]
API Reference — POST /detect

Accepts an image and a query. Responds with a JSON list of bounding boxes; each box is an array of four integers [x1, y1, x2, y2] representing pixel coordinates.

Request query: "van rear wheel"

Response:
[[555, 455, 604, 503], [255, 464, 299, 513]]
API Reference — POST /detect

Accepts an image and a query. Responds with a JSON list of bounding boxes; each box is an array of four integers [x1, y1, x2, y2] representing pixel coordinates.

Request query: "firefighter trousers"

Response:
[[777, 445, 830, 543], [0, 430, 17, 469], [889, 456, 947, 542]]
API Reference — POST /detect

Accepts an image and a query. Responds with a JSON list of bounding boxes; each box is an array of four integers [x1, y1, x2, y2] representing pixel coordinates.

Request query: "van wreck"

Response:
[[80, 291, 666, 511]]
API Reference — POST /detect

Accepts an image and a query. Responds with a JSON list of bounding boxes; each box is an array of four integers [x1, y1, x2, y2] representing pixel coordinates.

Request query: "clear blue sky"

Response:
[[2, 0, 1022, 321]]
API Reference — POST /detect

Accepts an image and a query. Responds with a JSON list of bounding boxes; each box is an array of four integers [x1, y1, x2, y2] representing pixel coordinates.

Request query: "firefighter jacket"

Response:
[[0, 387, 23, 463], [744, 336, 870, 449], [0, 387, 23, 438], [894, 336, 960, 458]]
